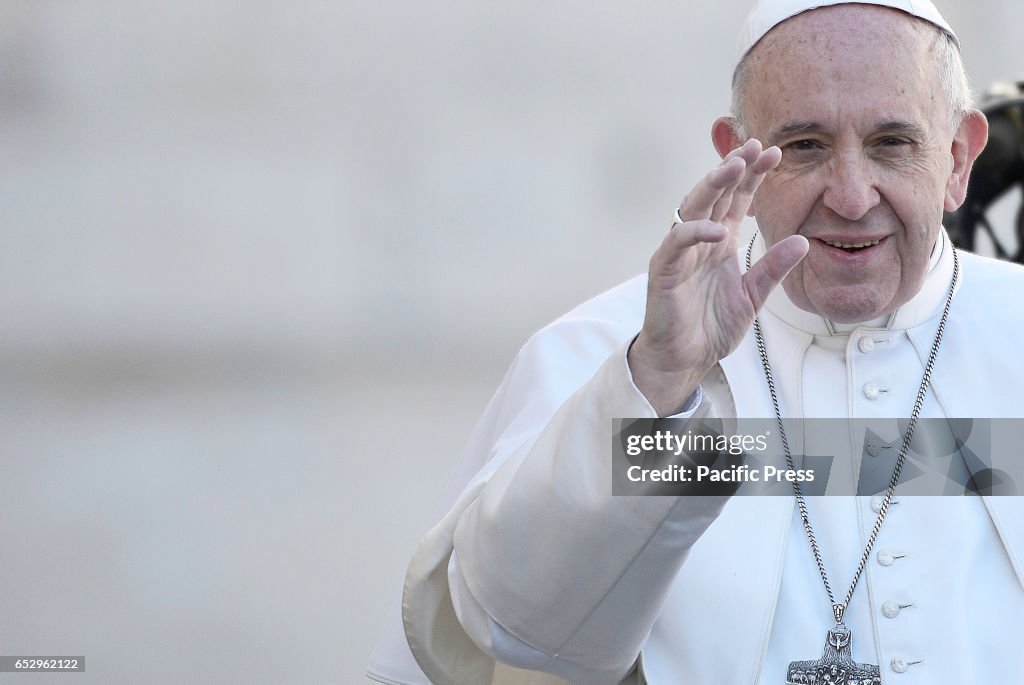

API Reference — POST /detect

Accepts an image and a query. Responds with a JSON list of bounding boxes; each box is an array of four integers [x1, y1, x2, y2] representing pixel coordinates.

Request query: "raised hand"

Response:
[[628, 138, 809, 416]]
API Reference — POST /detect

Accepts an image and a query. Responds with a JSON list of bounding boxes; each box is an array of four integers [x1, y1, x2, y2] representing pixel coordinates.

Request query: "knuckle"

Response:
[[665, 226, 687, 248], [668, 220, 690, 237]]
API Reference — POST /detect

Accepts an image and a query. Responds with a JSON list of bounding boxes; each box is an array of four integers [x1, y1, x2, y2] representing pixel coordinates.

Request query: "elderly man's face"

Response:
[[734, 5, 980, 322]]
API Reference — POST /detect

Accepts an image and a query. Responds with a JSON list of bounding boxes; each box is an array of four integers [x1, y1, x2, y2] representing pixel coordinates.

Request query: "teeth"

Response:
[[823, 239, 881, 249]]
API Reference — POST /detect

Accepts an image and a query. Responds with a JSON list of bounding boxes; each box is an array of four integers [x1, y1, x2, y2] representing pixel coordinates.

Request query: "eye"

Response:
[[788, 139, 821, 151], [871, 136, 915, 159], [874, 135, 917, 151], [781, 139, 826, 162]]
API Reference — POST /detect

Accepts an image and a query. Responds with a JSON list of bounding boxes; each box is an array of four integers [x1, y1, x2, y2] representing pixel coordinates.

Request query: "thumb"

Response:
[[742, 235, 809, 312]]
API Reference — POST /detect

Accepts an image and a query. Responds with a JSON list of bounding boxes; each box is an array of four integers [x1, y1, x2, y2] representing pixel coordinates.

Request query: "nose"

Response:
[[822, 155, 881, 220]]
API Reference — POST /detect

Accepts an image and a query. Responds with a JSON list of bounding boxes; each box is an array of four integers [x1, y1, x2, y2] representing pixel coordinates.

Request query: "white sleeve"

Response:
[[447, 550, 630, 685], [439, 344, 729, 682]]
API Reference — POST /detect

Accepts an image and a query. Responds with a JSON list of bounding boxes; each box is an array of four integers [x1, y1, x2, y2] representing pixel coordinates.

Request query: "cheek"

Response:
[[888, 188, 944, 246], [752, 178, 815, 243], [886, 162, 950, 229], [900, 229, 938, 271]]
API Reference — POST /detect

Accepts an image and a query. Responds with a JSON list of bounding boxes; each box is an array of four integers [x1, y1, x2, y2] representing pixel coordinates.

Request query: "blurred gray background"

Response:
[[0, 1, 1020, 683]]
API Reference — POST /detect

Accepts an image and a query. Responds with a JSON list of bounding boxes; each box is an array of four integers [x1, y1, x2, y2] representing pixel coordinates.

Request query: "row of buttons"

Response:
[[870, 496, 920, 675], [857, 335, 886, 401]]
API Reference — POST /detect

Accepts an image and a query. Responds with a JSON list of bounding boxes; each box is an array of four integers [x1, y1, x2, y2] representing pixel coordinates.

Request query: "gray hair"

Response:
[[729, 24, 973, 140]]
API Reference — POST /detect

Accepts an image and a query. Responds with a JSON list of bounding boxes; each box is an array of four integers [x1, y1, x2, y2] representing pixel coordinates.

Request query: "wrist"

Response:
[[627, 335, 710, 416]]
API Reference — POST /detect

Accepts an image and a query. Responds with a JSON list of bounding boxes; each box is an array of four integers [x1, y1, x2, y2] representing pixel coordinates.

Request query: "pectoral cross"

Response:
[[786, 624, 880, 685]]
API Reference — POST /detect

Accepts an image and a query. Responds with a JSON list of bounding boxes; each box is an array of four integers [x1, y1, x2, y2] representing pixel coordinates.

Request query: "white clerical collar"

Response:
[[747, 228, 958, 336]]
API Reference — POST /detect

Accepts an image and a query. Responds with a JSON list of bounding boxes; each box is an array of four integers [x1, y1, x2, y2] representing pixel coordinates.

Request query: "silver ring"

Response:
[[672, 207, 685, 226]]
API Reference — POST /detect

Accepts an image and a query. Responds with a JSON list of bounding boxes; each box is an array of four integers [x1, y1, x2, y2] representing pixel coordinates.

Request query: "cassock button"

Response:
[[877, 550, 895, 566], [858, 337, 876, 353], [864, 383, 881, 399], [870, 496, 899, 513], [891, 658, 909, 673], [882, 601, 901, 618]]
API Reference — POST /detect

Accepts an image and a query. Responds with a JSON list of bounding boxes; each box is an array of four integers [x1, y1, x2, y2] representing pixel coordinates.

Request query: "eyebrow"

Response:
[[874, 120, 927, 139], [766, 122, 823, 146]]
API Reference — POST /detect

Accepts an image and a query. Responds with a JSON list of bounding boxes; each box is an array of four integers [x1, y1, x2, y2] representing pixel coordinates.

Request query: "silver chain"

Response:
[[745, 236, 959, 624]]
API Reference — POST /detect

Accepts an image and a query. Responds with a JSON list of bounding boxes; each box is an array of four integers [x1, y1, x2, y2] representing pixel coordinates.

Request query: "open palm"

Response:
[[629, 139, 809, 415]]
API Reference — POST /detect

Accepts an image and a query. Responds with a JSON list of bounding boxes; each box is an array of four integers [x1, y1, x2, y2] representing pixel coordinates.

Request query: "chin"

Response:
[[813, 296, 892, 323], [786, 279, 895, 323], [803, 284, 898, 323], [823, 309, 887, 324]]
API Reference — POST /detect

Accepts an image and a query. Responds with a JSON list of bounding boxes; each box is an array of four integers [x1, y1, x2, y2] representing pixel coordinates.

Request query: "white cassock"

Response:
[[367, 230, 1024, 685]]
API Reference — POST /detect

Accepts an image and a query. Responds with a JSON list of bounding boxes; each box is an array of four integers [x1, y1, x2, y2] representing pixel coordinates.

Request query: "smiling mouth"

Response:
[[821, 238, 882, 253]]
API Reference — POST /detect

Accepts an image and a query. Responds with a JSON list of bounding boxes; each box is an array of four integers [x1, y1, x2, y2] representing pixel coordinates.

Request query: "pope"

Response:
[[368, 1, 1024, 683]]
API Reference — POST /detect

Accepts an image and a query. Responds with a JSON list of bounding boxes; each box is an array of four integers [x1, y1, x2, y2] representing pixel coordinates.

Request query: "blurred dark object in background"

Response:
[[944, 81, 1024, 263]]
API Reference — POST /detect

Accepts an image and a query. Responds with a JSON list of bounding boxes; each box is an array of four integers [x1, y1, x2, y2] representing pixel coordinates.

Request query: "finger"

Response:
[[724, 137, 762, 163], [748, 143, 781, 174], [677, 156, 746, 222], [650, 219, 729, 281], [724, 145, 782, 224], [709, 161, 749, 223], [709, 185, 737, 224], [709, 139, 765, 223], [741, 235, 809, 311]]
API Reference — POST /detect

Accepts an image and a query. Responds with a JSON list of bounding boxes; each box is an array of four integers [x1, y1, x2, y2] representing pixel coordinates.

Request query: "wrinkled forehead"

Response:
[[749, 3, 936, 70], [740, 6, 945, 128], [735, 0, 958, 67], [735, 4, 959, 145]]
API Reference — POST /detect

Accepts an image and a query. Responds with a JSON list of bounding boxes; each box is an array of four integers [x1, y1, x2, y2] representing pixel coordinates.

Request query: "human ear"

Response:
[[712, 116, 745, 159], [944, 110, 989, 211]]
